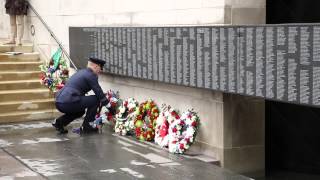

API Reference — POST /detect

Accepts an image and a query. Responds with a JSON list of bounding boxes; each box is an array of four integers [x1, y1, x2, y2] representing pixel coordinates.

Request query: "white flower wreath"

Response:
[[114, 98, 139, 135], [168, 110, 200, 154]]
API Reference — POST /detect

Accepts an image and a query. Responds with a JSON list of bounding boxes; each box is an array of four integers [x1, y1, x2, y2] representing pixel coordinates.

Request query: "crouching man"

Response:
[[52, 57, 108, 134]]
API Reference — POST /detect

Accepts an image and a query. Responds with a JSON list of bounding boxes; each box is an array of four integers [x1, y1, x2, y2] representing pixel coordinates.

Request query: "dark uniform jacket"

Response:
[[5, 0, 28, 15], [55, 68, 108, 106]]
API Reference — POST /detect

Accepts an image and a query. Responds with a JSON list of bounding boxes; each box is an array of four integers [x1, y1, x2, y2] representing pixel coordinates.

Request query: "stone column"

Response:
[[0, 1, 11, 39], [225, 0, 266, 24], [222, 94, 265, 176], [221, 0, 266, 177]]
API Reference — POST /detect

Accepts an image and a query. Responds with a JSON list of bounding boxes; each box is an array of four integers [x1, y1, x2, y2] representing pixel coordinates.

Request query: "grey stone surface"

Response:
[[0, 149, 45, 179], [223, 146, 265, 176], [225, 0, 266, 24], [223, 94, 265, 175], [0, 121, 251, 180], [223, 94, 265, 147], [231, 8, 266, 24]]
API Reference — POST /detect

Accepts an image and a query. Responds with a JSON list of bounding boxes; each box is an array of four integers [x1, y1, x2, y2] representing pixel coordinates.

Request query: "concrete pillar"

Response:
[[0, 1, 11, 40], [225, 0, 266, 24], [222, 94, 265, 176], [221, 0, 266, 177]]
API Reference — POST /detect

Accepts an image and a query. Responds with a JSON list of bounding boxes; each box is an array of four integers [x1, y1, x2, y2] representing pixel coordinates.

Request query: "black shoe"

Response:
[[79, 126, 98, 134], [52, 119, 68, 134]]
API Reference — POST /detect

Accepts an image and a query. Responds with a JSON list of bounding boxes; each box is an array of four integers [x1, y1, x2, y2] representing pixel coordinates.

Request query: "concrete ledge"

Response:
[[223, 145, 265, 177], [0, 89, 53, 102], [0, 109, 61, 124], [0, 52, 40, 62], [188, 141, 224, 165], [0, 98, 55, 114], [0, 44, 33, 53], [0, 80, 44, 91], [0, 71, 41, 81], [0, 62, 42, 71]]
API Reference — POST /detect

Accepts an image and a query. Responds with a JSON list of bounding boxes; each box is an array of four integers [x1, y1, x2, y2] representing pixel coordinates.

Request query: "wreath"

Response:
[[105, 90, 121, 124], [134, 99, 159, 141], [155, 104, 180, 148], [71, 91, 119, 135], [94, 90, 121, 127], [168, 110, 200, 154], [114, 98, 139, 136], [39, 48, 69, 92]]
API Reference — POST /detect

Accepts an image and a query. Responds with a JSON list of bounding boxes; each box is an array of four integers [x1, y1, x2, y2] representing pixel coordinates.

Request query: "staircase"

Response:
[[0, 43, 60, 124]]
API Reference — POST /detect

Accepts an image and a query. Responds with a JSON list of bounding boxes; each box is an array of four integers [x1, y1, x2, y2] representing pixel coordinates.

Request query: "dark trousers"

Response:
[[55, 95, 99, 128]]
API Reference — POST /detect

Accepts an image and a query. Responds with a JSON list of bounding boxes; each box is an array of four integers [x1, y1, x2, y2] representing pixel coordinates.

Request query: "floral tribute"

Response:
[[89, 114, 104, 133], [114, 98, 139, 136], [94, 90, 121, 128], [92, 106, 109, 126], [168, 110, 200, 154], [105, 90, 121, 123], [154, 104, 180, 148], [39, 48, 69, 92], [134, 99, 159, 141]]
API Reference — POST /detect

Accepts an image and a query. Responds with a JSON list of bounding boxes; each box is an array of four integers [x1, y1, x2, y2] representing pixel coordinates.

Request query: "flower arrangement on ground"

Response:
[[168, 110, 200, 154], [104, 90, 121, 124], [134, 99, 159, 141], [93, 90, 120, 128], [114, 98, 139, 136], [155, 104, 180, 148]]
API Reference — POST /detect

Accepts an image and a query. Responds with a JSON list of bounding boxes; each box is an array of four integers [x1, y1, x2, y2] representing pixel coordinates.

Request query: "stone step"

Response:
[[0, 61, 42, 71], [0, 71, 41, 81], [0, 89, 53, 102], [0, 44, 33, 53], [0, 120, 82, 137], [0, 98, 55, 114], [0, 109, 61, 124], [0, 80, 44, 91], [0, 52, 40, 62]]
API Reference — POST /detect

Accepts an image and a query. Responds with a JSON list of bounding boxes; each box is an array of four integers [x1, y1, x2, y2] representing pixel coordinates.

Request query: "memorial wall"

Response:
[[69, 25, 320, 107]]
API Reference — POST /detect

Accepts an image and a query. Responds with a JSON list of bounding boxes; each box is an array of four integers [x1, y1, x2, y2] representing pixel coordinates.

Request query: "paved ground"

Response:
[[0, 120, 252, 180]]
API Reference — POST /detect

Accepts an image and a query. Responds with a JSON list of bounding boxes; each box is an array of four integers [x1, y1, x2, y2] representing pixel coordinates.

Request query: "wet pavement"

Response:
[[0, 120, 253, 180]]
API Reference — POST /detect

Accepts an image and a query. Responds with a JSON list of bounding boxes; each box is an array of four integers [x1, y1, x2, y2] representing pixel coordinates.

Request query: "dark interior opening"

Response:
[[267, 0, 320, 24], [266, 101, 320, 176]]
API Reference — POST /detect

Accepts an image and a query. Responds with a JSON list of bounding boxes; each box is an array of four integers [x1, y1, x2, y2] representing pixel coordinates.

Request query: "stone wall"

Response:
[[223, 94, 265, 176], [0, 1, 10, 39], [98, 73, 265, 175], [99, 75, 225, 160]]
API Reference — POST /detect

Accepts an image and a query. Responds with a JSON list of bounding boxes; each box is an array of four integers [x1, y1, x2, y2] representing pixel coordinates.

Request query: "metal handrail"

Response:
[[27, 2, 78, 70]]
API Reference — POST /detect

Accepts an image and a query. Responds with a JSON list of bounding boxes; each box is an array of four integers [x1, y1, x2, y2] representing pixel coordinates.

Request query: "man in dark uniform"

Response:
[[52, 57, 108, 134]]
